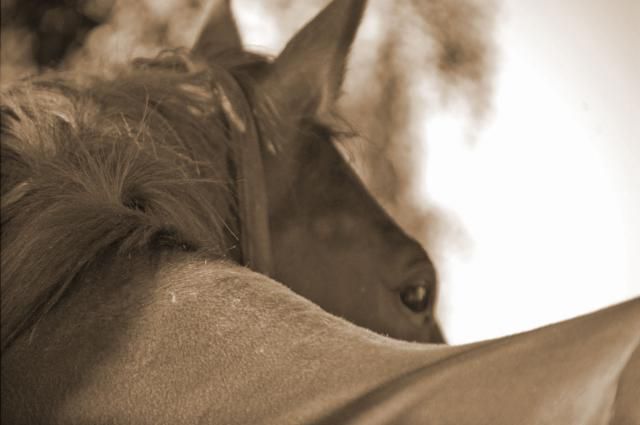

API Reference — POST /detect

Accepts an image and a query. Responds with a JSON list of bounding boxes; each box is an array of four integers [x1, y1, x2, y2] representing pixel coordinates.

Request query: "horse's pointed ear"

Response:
[[192, 0, 243, 60], [262, 0, 367, 118]]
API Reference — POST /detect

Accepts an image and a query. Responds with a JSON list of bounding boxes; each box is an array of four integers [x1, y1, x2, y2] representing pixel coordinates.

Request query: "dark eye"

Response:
[[400, 285, 431, 313]]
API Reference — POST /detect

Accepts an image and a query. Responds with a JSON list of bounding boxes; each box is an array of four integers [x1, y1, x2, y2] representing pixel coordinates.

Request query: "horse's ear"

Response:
[[261, 0, 367, 119], [192, 0, 243, 60]]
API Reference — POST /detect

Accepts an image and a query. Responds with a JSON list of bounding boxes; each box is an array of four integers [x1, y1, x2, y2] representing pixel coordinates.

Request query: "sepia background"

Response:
[[2, 0, 638, 343]]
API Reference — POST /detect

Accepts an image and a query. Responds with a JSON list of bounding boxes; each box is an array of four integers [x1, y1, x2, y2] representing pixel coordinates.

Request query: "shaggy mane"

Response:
[[0, 51, 260, 351]]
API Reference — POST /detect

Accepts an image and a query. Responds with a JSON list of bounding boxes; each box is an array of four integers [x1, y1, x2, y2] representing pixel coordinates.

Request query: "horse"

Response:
[[2, 0, 638, 423], [1, 0, 444, 350], [2, 259, 639, 423]]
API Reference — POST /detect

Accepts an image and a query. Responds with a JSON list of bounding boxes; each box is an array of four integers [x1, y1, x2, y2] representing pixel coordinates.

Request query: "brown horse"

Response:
[[1, 0, 443, 351], [3, 0, 638, 423], [2, 259, 638, 423]]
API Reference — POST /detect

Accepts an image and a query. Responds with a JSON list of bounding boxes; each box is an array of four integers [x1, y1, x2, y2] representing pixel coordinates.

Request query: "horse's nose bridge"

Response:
[[382, 224, 436, 285]]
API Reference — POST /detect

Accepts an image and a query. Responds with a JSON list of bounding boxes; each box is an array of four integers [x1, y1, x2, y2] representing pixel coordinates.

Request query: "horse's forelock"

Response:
[[0, 53, 244, 351], [0, 47, 350, 352]]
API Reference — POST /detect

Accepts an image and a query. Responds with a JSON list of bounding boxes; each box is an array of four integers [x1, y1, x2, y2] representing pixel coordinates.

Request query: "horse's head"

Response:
[[193, 0, 443, 342], [0, 0, 442, 347]]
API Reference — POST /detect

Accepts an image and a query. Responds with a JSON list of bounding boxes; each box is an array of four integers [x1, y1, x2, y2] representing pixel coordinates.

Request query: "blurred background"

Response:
[[2, 0, 638, 343]]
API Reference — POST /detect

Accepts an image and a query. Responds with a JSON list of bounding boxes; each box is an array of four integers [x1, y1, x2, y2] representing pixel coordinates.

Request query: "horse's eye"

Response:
[[400, 285, 430, 313]]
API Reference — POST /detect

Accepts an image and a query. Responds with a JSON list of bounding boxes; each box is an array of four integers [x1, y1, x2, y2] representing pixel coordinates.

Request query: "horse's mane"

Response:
[[0, 50, 273, 352]]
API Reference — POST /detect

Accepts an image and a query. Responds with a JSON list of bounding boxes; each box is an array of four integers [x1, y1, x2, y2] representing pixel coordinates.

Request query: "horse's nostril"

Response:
[[400, 284, 431, 313]]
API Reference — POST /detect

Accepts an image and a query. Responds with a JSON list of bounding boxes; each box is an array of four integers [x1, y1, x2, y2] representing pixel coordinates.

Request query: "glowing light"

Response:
[[420, 1, 638, 343]]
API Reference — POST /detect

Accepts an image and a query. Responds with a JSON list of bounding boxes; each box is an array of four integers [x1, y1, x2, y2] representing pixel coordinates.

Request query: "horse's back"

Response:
[[613, 338, 640, 425], [2, 252, 639, 425], [316, 298, 640, 425]]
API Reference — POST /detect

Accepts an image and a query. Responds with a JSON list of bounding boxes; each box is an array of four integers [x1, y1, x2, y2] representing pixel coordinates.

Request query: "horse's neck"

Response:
[[145, 261, 457, 422], [165, 264, 639, 425], [3, 257, 639, 424], [1, 257, 444, 423]]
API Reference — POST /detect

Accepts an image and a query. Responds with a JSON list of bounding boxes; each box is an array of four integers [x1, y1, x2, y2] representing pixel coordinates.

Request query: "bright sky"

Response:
[[420, 0, 640, 343]]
